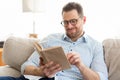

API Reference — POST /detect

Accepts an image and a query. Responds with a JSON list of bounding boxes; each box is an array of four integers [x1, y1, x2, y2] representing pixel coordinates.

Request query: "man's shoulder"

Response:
[[85, 34, 102, 45], [47, 33, 64, 39], [42, 33, 64, 41]]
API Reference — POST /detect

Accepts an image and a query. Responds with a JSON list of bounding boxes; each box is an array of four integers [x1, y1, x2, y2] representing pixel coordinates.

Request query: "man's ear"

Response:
[[83, 16, 86, 24]]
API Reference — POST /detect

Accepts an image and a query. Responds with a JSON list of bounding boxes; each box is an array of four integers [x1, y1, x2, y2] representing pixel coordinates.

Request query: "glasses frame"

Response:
[[61, 17, 80, 26]]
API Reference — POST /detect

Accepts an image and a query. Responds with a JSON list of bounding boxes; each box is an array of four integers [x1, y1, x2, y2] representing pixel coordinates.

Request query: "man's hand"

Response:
[[67, 52, 82, 68], [67, 52, 100, 80], [39, 57, 62, 78]]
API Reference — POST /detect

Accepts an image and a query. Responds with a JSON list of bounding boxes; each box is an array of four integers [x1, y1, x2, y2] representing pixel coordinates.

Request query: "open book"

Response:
[[34, 42, 71, 70]]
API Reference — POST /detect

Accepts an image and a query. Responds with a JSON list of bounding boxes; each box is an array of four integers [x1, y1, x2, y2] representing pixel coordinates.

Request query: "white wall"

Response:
[[0, 0, 120, 42]]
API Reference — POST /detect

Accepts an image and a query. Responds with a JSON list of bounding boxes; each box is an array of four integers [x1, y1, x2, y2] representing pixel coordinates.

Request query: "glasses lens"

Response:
[[61, 18, 78, 26], [61, 21, 68, 26], [70, 19, 77, 25]]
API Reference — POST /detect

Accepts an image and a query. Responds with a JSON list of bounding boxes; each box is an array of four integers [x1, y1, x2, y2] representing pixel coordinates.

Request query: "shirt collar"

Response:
[[63, 32, 88, 43]]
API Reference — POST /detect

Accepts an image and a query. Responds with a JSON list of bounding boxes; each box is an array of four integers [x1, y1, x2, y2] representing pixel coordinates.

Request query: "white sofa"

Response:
[[0, 36, 120, 80]]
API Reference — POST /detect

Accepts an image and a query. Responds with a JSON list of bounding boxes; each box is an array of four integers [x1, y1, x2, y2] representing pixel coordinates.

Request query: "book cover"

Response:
[[34, 42, 71, 70]]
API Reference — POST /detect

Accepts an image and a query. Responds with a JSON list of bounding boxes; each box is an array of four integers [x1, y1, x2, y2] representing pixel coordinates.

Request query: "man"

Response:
[[0, 2, 108, 80]]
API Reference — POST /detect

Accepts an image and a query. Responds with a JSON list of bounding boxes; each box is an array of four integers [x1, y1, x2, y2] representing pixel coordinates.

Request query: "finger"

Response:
[[49, 64, 62, 72], [67, 54, 75, 62], [44, 62, 59, 71], [67, 53, 73, 61], [46, 64, 62, 77], [44, 61, 54, 68], [43, 62, 62, 77], [69, 55, 79, 64], [71, 58, 79, 65]]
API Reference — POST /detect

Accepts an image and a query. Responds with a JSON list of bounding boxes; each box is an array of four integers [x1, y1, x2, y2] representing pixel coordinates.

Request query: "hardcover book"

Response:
[[34, 42, 71, 70]]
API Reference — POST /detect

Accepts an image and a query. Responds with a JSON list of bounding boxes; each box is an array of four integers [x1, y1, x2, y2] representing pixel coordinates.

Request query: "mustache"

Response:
[[66, 28, 74, 30]]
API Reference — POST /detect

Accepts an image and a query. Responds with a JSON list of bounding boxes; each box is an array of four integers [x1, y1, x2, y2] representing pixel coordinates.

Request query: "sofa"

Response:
[[0, 36, 120, 80], [0, 36, 39, 77]]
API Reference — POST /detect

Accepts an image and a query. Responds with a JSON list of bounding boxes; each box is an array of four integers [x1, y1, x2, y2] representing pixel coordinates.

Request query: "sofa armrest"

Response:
[[103, 39, 120, 80], [2, 36, 39, 71], [0, 65, 21, 77], [0, 36, 40, 77]]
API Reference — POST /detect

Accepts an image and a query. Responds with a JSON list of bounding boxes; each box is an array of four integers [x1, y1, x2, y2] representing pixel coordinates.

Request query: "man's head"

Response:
[[61, 2, 86, 40], [62, 2, 84, 17]]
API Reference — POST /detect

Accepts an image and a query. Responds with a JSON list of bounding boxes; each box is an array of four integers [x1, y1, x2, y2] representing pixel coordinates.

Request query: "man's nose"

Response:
[[67, 22, 73, 28]]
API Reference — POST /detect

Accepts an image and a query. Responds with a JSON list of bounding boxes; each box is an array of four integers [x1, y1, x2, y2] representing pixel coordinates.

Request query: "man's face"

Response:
[[62, 9, 86, 39]]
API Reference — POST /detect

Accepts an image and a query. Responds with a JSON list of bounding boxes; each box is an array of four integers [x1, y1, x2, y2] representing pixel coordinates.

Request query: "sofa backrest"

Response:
[[103, 39, 120, 80], [2, 36, 39, 71]]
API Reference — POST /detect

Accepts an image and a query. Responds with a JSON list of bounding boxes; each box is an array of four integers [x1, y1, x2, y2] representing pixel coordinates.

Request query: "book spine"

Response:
[[40, 51, 48, 64]]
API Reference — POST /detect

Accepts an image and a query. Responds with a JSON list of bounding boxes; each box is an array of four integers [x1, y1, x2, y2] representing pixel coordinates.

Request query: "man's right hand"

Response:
[[39, 57, 62, 78]]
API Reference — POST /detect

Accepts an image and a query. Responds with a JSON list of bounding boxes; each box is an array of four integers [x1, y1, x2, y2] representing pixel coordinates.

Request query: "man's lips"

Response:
[[67, 28, 74, 32]]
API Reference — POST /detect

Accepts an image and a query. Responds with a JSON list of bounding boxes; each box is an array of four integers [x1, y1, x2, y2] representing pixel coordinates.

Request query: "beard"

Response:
[[66, 30, 82, 39], [65, 25, 84, 40]]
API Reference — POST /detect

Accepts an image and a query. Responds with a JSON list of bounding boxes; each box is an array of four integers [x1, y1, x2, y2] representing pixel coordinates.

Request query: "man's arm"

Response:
[[23, 61, 62, 78], [67, 53, 100, 80], [24, 65, 44, 76], [21, 49, 62, 78], [77, 62, 100, 80]]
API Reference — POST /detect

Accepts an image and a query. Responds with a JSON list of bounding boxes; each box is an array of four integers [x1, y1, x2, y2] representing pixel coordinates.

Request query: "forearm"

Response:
[[78, 63, 100, 80], [24, 65, 44, 77]]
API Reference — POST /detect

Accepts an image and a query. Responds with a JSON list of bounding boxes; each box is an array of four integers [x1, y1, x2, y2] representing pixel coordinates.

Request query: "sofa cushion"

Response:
[[2, 36, 39, 71], [103, 39, 120, 80]]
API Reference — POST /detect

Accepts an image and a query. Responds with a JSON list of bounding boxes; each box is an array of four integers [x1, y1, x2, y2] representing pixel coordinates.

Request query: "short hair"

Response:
[[62, 2, 84, 17]]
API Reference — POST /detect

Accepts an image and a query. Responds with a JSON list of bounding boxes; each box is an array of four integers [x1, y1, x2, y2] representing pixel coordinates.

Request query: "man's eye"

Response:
[[64, 21, 68, 24], [70, 19, 77, 23]]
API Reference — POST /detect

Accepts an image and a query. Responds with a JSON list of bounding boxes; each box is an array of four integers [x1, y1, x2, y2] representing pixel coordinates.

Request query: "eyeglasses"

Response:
[[61, 17, 80, 26]]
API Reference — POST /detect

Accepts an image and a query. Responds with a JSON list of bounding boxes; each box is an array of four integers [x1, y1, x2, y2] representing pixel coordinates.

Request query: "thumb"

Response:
[[39, 57, 44, 65]]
